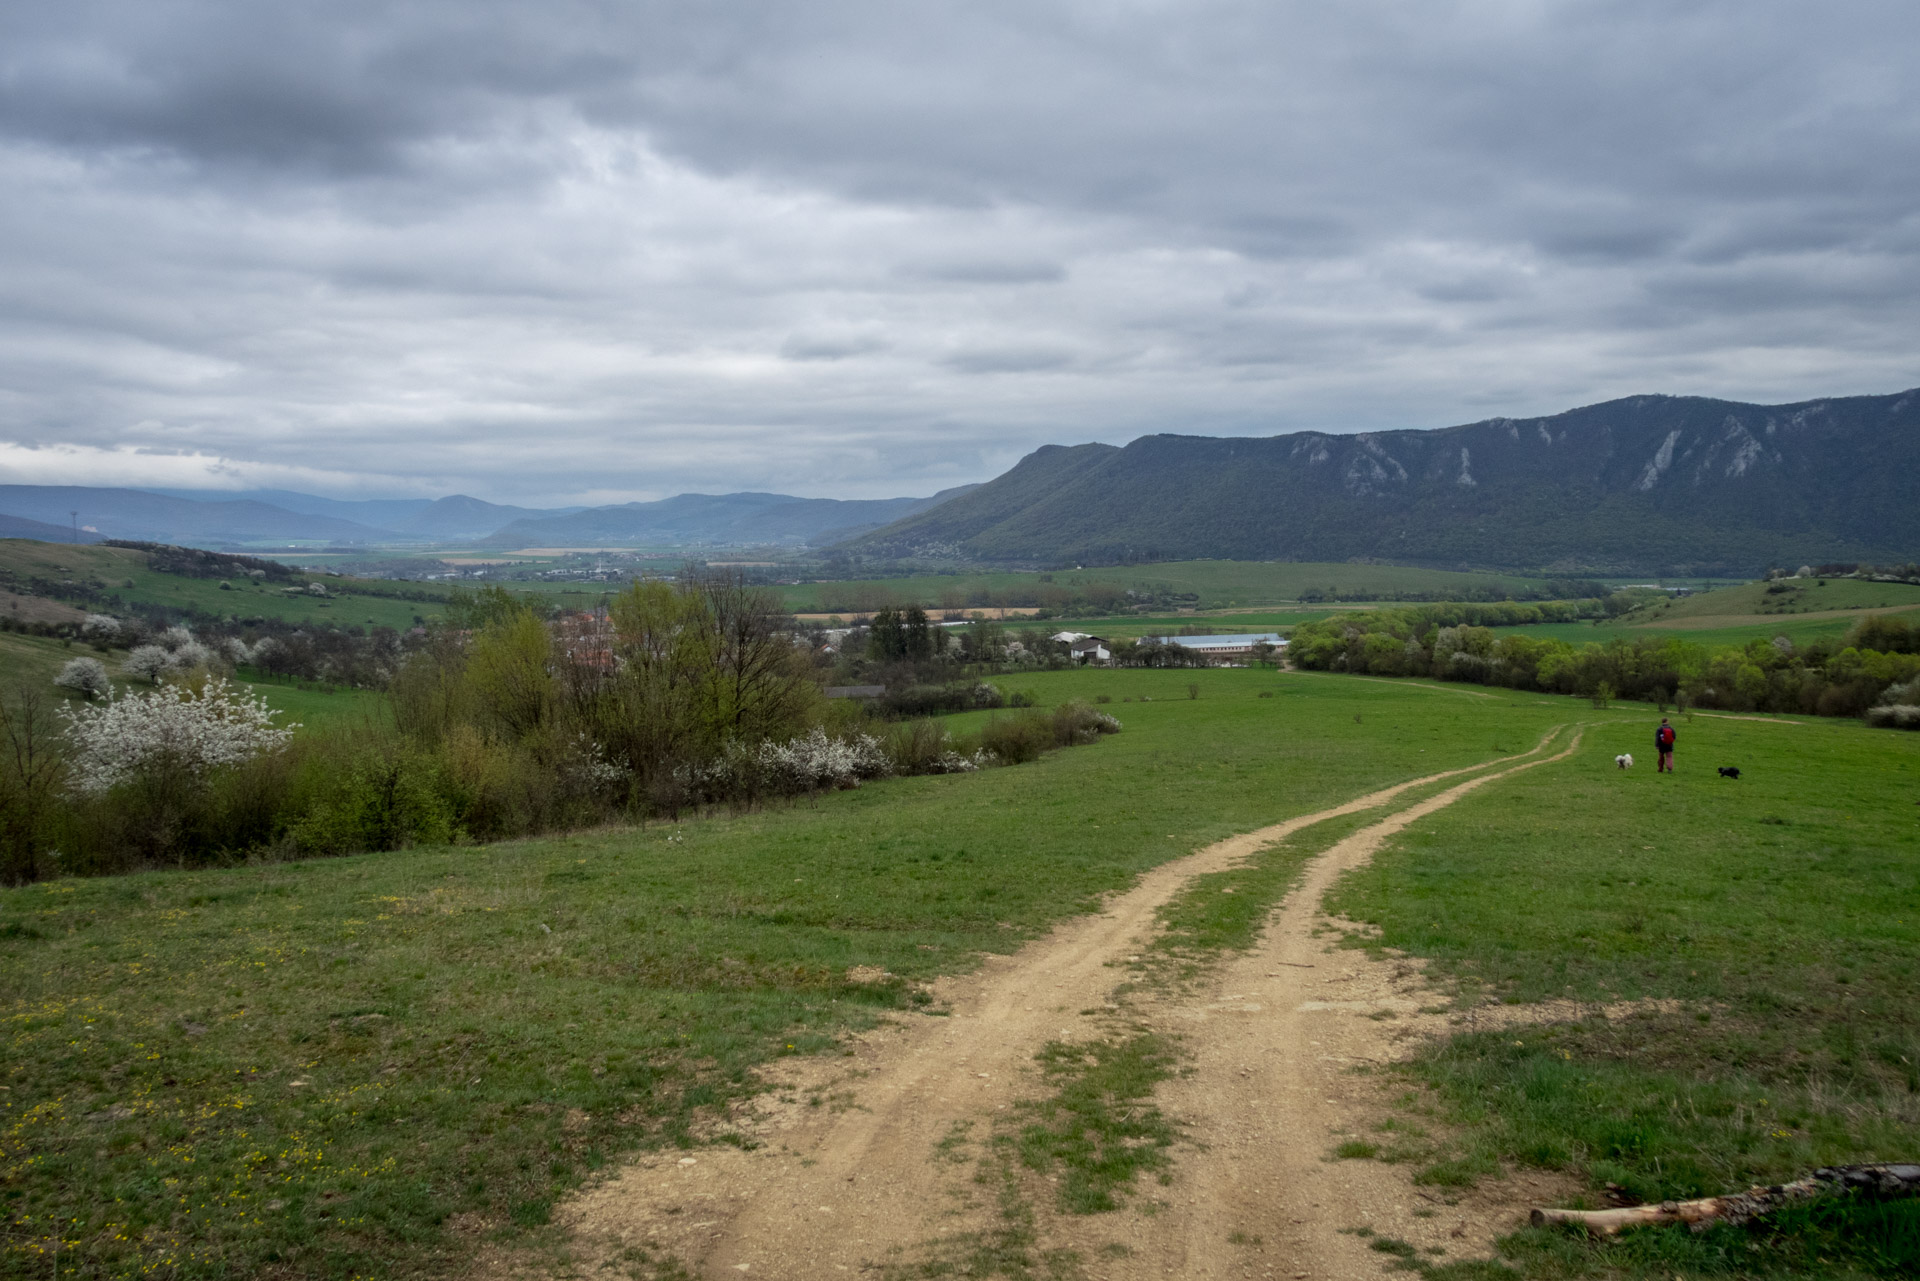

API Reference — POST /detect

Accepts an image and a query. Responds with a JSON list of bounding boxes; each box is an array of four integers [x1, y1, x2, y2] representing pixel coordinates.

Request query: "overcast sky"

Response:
[[2, 1, 1916, 506]]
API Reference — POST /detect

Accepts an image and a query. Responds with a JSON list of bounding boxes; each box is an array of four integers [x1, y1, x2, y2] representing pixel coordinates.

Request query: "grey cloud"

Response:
[[941, 347, 1077, 375], [0, 2, 1917, 503], [780, 333, 890, 361], [903, 259, 1067, 284]]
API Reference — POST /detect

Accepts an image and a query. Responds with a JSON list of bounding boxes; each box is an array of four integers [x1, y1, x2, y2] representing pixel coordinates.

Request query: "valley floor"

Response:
[[5, 671, 1916, 1280]]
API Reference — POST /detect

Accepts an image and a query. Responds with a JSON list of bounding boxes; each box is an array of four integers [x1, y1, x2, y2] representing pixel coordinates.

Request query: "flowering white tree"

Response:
[[81, 614, 121, 640], [59, 677, 298, 794], [693, 727, 894, 800], [165, 639, 217, 674], [54, 657, 110, 700], [122, 645, 172, 683]]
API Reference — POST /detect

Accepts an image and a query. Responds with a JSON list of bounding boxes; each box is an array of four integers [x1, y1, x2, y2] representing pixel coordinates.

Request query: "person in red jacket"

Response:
[[1655, 717, 1676, 773]]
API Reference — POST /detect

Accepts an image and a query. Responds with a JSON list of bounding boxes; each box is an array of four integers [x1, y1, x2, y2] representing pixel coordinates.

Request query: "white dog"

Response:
[[1616, 753, 1634, 769]]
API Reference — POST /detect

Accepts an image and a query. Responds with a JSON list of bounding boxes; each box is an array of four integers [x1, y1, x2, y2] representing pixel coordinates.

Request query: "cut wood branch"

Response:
[[1531, 1163, 1920, 1235]]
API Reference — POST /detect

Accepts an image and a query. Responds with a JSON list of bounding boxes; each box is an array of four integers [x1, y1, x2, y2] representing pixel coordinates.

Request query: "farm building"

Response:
[[1068, 636, 1111, 664], [1148, 633, 1286, 665]]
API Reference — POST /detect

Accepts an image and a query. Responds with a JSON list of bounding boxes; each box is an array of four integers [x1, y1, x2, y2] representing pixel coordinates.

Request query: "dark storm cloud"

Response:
[[1, 1, 1917, 502]]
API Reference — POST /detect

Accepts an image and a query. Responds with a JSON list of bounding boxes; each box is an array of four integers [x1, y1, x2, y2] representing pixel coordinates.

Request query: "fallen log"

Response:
[[1531, 1163, 1920, 1235]]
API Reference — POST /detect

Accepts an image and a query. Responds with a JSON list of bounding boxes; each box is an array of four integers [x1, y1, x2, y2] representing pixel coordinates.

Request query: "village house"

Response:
[[1068, 636, 1111, 664]]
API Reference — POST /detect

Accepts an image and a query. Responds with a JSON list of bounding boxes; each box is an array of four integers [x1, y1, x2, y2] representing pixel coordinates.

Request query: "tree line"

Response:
[[0, 574, 1121, 885], [1288, 606, 1920, 720]]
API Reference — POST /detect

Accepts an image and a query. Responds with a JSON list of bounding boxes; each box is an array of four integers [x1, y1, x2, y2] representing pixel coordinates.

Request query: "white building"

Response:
[[1149, 633, 1286, 665], [1068, 636, 1111, 664]]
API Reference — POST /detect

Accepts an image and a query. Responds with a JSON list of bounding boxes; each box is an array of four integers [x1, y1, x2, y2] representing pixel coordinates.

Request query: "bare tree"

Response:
[[0, 684, 66, 884]]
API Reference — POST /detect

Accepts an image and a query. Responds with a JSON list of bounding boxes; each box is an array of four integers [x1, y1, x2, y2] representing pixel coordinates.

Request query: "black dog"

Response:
[[1718, 766, 1741, 780]]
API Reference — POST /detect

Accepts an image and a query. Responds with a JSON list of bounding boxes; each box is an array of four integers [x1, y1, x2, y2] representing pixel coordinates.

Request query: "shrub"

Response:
[[288, 742, 456, 856], [59, 677, 297, 795], [978, 711, 1054, 764], [1051, 701, 1122, 746], [885, 719, 990, 775], [693, 728, 893, 802], [880, 682, 1004, 718], [1866, 705, 1920, 730], [54, 657, 109, 700]]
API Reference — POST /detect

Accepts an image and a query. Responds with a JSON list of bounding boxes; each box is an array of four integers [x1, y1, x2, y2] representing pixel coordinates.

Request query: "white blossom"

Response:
[[59, 677, 298, 794], [81, 614, 121, 639], [166, 639, 217, 673], [694, 727, 894, 798], [123, 645, 172, 683], [54, 657, 110, 699]]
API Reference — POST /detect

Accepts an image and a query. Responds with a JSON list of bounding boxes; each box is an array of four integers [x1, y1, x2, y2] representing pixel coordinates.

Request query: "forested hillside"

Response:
[[845, 390, 1920, 574]]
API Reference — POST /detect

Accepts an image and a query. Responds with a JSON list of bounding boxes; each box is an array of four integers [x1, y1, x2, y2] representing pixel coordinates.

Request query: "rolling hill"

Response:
[[841, 390, 1920, 574], [141, 489, 573, 539], [0, 485, 979, 550], [0, 486, 400, 545], [477, 486, 980, 548]]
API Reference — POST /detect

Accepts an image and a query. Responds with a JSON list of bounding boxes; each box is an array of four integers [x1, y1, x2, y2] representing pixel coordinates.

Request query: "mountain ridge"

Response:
[[0, 484, 982, 550], [840, 390, 1920, 574], [475, 486, 982, 548]]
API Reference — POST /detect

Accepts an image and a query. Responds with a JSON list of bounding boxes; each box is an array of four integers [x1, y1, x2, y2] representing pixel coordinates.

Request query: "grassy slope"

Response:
[[776, 561, 1556, 613], [1, 669, 1582, 1279], [1, 632, 382, 735], [0, 540, 451, 630], [1329, 712, 1920, 1278], [1626, 577, 1920, 624], [1486, 578, 1920, 651]]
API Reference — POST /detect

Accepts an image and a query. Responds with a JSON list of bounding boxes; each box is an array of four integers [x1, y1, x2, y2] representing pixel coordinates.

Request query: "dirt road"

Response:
[[547, 729, 1581, 1279]]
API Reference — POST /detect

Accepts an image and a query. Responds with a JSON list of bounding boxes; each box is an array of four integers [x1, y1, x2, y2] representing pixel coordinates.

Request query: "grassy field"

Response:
[[1480, 616, 1887, 650], [1484, 577, 1920, 651], [1624, 576, 1920, 625], [0, 540, 453, 630], [774, 561, 1562, 613], [1329, 708, 1920, 1277], [5, 668, 1914, 1278], [1, 669, 1590, 1279], [0, 632, 383, 734]]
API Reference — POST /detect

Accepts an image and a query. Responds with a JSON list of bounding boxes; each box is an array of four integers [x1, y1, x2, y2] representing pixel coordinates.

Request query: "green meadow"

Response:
[[0, 631, 382, 732], [0, 540, 452, 631], [3, 668, 1915, 1278], [1330, 707, 1920, 1277], [774, 560, 1560, 614]]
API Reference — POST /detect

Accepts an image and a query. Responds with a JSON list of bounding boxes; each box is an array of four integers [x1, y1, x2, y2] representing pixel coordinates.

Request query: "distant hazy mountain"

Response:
[[0, 511, 106, 543], [0, 486, 397, 545], [478, 487, 981, 548], [842, 391, 1920, 574], [0, 484, 978, 550], [140, 489, 574, 540]]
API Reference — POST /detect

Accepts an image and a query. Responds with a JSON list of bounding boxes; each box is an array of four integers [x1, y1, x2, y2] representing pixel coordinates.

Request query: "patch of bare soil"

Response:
[[1037, 729, 1588, 1280], [0, 590, 89, 625], [518, 734, 1582, 1280]]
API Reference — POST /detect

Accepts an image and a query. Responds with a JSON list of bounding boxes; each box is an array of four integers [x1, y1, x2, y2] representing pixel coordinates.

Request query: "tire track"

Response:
[[545, 731, 1571, 1279]]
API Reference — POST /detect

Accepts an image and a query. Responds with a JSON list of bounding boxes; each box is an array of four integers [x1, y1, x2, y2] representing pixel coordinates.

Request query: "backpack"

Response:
[[1657, 725, 1675, 749]]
